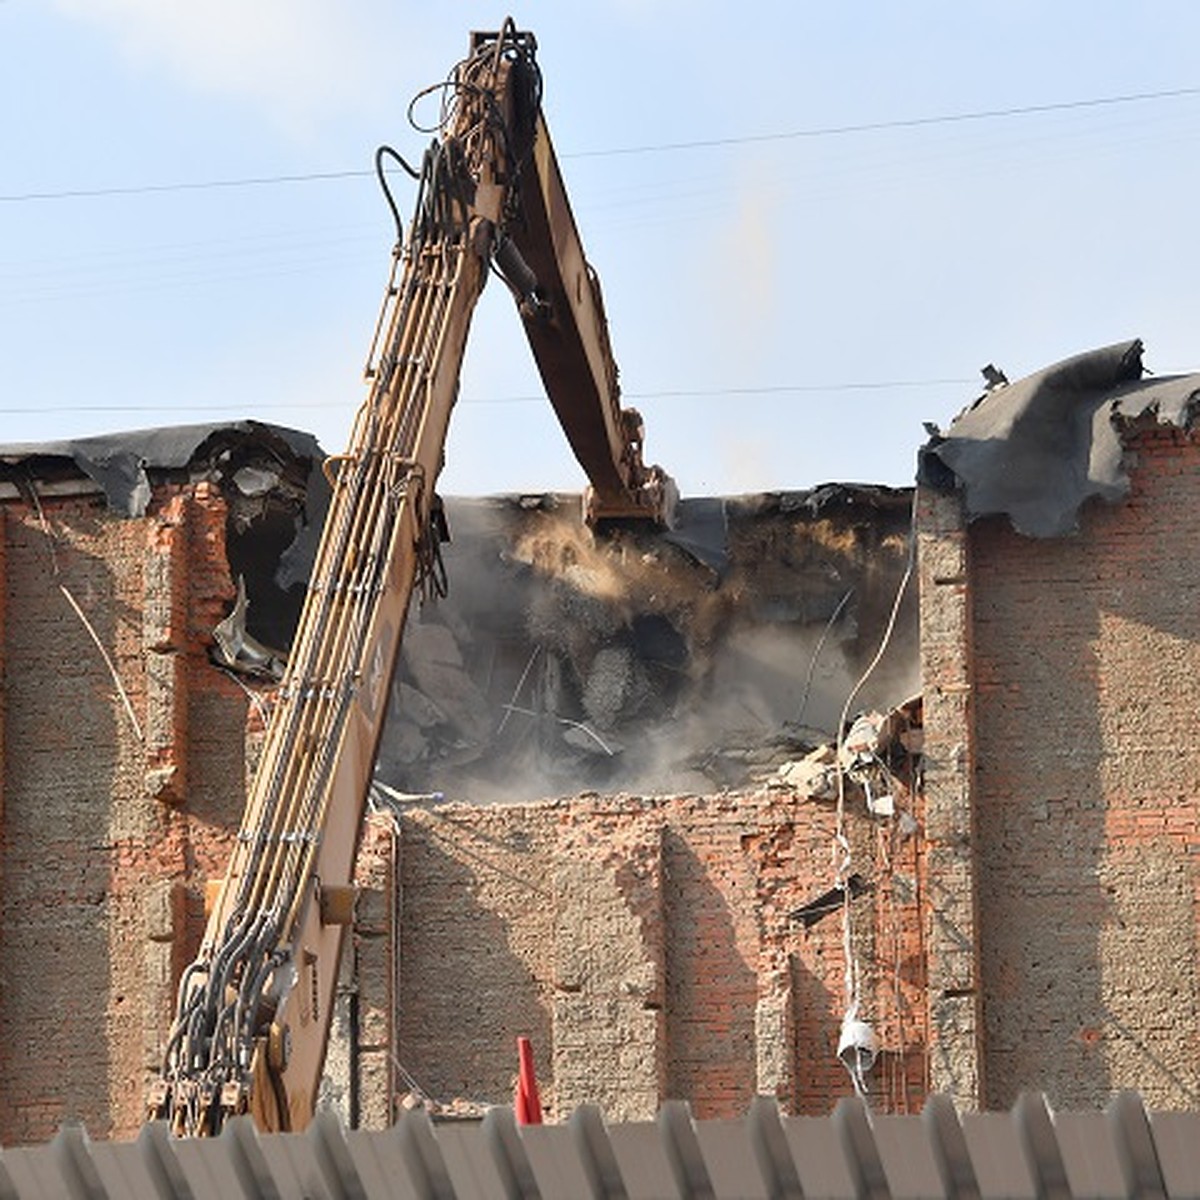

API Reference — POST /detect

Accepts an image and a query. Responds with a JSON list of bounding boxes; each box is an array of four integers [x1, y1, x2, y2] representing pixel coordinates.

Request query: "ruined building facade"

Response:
[[1, 337, 1199, 1146], [918, 341, 1200, 1112], [0, 427, 922, 1143]]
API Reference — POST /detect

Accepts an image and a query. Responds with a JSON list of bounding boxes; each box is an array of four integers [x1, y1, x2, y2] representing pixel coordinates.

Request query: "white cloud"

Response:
[[51, 0, 411, 135]]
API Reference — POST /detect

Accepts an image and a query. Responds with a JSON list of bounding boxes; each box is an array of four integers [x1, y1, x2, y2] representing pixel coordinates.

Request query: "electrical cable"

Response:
[[0, 378, 978, 417], [374, 145, 420, 247], [4, 84, 1197, 203], [566, 85, 1200, 158], [829, 491, 918, 1102]]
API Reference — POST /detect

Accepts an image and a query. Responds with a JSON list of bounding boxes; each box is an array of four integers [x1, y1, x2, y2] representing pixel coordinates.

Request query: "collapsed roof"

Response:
[[920, 339, 1200, 537], [378, 487, 918, 801], [0, 421, 329, 652]]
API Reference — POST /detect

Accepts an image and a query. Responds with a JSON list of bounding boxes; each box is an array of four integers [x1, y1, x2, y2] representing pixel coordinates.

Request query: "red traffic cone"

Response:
[[514, 1036, 543, 1124]]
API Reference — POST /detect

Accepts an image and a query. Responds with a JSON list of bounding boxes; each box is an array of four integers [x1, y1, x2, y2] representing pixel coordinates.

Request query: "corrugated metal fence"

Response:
[[3, 1092, 1198, 1198]]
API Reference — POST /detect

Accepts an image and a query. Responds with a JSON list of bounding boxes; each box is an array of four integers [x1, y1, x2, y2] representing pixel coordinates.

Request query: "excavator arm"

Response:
[[500, 101, 675, 524], [149, 22, 672, 1136]]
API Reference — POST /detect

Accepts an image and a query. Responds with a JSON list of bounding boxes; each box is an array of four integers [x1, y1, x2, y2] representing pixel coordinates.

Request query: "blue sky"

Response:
[[4, 2, 1199, 498]]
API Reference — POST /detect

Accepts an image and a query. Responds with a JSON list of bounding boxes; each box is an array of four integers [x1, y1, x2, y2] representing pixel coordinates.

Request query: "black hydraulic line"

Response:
[[374, 145, 420, 248], [159, 24, 544, 1132]]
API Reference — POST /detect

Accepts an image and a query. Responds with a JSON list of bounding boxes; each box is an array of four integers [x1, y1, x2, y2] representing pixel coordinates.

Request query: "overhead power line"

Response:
[[2, 85, 1197, 204], [0, 378, 976, 416], [568, 85, 1200, 158], [0, 169, 373, 204], [464, 379, 975, 404]]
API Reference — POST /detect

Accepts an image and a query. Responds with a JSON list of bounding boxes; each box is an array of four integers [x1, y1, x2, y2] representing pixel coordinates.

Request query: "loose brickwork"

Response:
[[0, 466, 930, 1144], [392, 789, 928, 1123]]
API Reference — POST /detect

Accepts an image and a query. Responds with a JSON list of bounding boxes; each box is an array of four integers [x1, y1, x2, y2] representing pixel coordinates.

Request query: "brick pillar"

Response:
[[552, 807, 666, 1121], [0, 509, 6, 930], [353, 818, 399, 1128], [138, 493, 193, 1098], [916, 484, 984, 1108], [142, 492, 190, 805], [754, 962, 796, 1104]]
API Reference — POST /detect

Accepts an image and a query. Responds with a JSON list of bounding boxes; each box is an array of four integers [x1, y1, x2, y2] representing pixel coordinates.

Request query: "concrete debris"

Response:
[[774, 744, 839, 800], [865, 788, 895, 817], [396, 1090, 489, 1120], [210, 576, 288, 679], [839, 710, 892, 773], [772, 694, 922, 818]]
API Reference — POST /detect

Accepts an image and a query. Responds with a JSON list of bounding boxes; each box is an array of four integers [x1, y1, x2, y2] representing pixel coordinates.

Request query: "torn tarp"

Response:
[[0, 421, 323, 518], [919, 339, 1200, 537], [0, 421, 331, 653], [0, 420, 328, 582]]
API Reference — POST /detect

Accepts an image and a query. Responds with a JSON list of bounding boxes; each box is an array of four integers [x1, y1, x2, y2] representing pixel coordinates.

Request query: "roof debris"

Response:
[[920, 339, 1200, 536]]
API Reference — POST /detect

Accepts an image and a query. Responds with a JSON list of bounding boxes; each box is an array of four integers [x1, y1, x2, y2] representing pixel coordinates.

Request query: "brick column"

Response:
[[142, 492, 191, 805], [916, 485, 984, 1108], [0, 510, 5, 932], [552, 806, 666, 1121], [354, 818, 399, 1128]]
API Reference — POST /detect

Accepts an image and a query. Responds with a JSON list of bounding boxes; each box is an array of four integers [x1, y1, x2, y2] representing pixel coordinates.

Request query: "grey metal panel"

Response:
[[9, 1095, 1200, 1198], [833, 1098, 891, 1200], [920, 1094, 980, 1200], [519, 1125, 597, 1200], [0, 1151, 21, 1200], [1055, 1114, 1129, 1200], [745, 1096, 804, 1200], [657, 1102, 715, 1199], [607, 1122, 683, 1200], [341, 1127, 424, 1200], [170, 1132, 255, 1199], [88, 1139, 162, 1200], [959, 1113, 1037, 1200], [568, 1104, 628, 1199], [691, 1119, 770, 1200], [0, 1146, 71, 1200], [872, 1115, 945, 1200], [1147, 1113, 1200, 1200], [480, 1108, 542, 1200], [137, 1121, 200, 1200], [391, 1110, 458, 1200], [256, 1133, 337, 1200], [1106, 1093, 1167, 1200], [435, 1122, 512, 1200], [305, 1114, 371, 1200], [781, 1115, 858, 1200]]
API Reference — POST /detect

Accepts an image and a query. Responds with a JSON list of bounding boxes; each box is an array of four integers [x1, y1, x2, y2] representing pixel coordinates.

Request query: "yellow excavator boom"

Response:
[[149, 22, 672, 1136]]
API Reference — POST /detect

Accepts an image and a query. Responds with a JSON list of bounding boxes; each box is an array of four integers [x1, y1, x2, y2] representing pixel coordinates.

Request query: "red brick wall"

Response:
[[0, 483, 257, 1144], [964, 424, 1200, 1109], [392, 789, 928, 1123], [0, 476, 927, 1142]]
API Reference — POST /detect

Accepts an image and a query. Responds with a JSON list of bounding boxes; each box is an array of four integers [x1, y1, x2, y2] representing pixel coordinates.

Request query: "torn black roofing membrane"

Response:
[[0, 421, 323, 517], [920, 339, 1200, 537], [0, 421, 330, 652]]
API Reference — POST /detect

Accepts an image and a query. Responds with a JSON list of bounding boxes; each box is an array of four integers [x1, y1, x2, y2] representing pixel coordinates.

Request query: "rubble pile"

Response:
[[376, 487, 917, 802]]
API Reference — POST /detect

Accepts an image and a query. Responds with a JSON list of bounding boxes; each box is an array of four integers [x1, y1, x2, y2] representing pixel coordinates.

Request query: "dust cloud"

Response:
[[375, 489, 917, 804]]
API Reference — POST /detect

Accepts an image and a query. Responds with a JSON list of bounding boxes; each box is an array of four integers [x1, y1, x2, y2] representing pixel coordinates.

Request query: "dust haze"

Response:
[[375, 490, 917, 804]]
